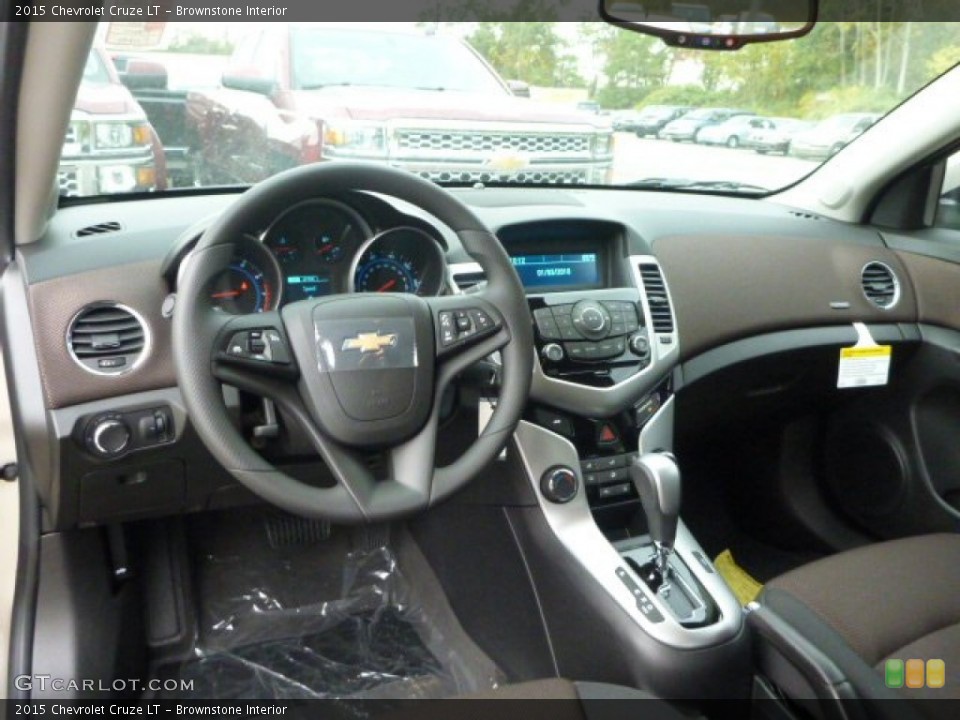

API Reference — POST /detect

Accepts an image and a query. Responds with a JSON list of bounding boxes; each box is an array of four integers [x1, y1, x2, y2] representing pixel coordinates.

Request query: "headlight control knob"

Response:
[[86, 416, 131, 458]]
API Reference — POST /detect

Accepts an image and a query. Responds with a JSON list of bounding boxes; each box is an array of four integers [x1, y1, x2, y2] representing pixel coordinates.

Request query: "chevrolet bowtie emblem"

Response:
[[342, 332, 399, 354]]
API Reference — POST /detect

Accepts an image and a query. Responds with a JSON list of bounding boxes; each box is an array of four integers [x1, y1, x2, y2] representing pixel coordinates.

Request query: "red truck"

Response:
[[59, 46, 165, 197], [184, 25, 614, 186]]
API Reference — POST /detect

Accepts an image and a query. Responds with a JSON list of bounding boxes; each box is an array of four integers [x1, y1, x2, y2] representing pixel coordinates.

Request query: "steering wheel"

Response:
[[172, 163, 533, 523]]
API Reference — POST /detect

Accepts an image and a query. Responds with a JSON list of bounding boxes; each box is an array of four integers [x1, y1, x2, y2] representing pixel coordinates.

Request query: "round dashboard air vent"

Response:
[[861, 262, 900, 310], [67, 303, 149, 376]]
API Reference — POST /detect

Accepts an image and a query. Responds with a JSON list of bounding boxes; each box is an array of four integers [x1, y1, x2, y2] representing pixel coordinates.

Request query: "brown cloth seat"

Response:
[[753, 533, 960, 719]]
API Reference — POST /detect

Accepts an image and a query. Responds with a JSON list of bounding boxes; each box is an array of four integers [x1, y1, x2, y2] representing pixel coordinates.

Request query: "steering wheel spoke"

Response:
[[210, 310, 299, 395], [174, 163, 532, 522], [427, 293, 510, 362]]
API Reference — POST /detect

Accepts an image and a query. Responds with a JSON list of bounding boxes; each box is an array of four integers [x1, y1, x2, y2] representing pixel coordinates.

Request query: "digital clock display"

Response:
[[511, 253, 600, 291]]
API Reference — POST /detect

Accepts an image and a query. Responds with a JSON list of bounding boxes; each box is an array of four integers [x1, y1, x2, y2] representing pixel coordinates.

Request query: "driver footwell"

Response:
[[150, 510, 503, 699]]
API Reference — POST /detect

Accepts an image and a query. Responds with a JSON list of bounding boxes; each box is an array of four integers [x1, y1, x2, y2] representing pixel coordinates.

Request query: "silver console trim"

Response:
[[513, 420, 743, 649], [639, 394, 675, 455]]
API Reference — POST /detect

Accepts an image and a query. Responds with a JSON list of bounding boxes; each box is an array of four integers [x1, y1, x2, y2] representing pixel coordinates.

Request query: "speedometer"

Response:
[[350, 227, 447, 297], [355, 252, 421, 294]]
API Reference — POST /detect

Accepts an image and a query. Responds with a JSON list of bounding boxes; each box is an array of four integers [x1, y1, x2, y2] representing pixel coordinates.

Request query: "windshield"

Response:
[[82, 50, 112, 86], [59, 20, 959, 199], [290, 28, 507, 94]]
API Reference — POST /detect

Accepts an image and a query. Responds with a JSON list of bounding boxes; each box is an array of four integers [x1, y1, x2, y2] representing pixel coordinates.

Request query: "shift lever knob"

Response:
[[630, 453, 681, 562]]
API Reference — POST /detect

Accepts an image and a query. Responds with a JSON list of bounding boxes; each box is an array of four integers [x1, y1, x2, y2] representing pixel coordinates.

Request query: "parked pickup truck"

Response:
[[184, 26, 614, 186], [59, 47, 165, 197]]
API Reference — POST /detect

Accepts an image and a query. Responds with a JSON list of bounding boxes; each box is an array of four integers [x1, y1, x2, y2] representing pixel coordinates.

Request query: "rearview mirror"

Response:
[[600, 0, 817, 50]]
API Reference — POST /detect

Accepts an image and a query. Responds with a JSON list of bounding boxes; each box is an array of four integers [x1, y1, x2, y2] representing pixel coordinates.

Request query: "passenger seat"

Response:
[[749, 533, 960, 719]]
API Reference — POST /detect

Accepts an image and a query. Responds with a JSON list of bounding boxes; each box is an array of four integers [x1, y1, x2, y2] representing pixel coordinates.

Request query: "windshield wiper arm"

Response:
[[627, 178, 769, 194]]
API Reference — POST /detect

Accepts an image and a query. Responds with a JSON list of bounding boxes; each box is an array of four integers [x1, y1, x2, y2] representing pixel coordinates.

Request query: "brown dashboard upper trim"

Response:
[[653, 234, 918, 361], [27, 259, 175, 409], [896, 251, 960, 330]]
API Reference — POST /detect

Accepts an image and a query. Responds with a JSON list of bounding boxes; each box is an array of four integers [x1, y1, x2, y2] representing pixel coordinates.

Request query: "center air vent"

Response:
[[68, 303, 148, 376], [638, 262, 675, 334], [451, 264, 486, 293], [75, 221, 122, 238], [861, 262, 900, 310]]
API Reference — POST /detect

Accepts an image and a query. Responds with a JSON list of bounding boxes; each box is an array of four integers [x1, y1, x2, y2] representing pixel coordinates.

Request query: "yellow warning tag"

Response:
[[838, 329, 891, 389]]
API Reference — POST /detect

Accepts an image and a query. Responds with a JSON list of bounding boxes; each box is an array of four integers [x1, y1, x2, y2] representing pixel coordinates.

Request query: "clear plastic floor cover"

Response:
[[159, 521, 503, 700]]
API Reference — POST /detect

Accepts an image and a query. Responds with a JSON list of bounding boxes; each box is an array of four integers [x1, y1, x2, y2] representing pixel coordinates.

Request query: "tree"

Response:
[[466, 22, 584, 88]]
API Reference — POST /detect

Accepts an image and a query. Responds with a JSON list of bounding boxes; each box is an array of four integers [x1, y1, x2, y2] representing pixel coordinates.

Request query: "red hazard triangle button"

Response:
[[598, 423, 619, 445]]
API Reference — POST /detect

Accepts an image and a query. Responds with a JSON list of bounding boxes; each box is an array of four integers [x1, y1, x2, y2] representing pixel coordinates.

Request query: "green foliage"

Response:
[[466, 22, 585, 87], [636, 85, 738, 111], [796, 86, 900, 120], [166, 34, 234, 56], [928, 46, 960, 76]]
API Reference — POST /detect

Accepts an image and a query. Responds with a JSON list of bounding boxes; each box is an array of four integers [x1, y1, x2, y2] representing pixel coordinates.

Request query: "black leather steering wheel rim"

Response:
[[172, 162, 533, 523]]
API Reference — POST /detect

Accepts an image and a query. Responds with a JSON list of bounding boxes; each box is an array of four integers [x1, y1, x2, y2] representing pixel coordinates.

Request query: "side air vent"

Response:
[[451, 265, 486, 293], [861, 262, 900, 310], [638, 263, 675, 334], [75, 221, 122, 238], [68, 303, 149, 376]]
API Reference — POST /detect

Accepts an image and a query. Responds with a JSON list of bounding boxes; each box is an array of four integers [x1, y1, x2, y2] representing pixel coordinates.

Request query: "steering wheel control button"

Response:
[[436, 306, 500, 352], [224, 327, 291, 365], [540, 466, 579, 504]]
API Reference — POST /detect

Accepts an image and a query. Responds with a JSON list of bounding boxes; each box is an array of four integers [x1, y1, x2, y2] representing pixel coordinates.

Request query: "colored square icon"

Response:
[[885, 659, 904, 688], [906, 659, 925, 688], [926, 659, 945, 689]]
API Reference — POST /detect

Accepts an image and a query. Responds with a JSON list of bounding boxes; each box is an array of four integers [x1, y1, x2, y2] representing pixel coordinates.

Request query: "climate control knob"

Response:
[[87, 417, 131, 458], [630, 334, 652, 359], [571, 301, 611, 340], [542, 343, 565, 363]]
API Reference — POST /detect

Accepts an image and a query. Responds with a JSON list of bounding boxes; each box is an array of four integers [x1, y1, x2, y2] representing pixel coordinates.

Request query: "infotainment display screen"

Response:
[[511, 253, 601, 291]]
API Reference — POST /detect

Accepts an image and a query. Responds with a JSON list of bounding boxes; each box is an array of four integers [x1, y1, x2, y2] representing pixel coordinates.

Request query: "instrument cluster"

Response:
[[207, 199, 448, 315]]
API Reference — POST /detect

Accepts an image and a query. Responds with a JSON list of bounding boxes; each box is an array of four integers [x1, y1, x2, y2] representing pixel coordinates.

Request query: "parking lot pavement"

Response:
[[611, 133, 820, 190]]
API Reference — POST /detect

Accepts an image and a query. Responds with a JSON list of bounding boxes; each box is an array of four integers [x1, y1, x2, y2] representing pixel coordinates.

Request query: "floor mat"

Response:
[[680, 454, 825, 583], [155, 510, 503, 700], [713, 549, 764, 606]]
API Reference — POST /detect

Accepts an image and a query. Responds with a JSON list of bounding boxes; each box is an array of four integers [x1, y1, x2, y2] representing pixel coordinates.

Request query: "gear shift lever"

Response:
[[630, 453, 681, 576]]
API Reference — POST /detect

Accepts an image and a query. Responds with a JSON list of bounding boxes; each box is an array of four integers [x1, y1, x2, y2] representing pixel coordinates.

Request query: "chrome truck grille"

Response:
[[397, 130, 592, 156]]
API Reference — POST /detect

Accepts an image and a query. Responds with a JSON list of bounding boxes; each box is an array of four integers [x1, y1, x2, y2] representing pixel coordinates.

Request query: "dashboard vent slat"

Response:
[[638, 263, 675, 334], [68, 304, 147, 375], [860, 262, 900, 309], [451, 268, 486, 292], [75, 221, 122, 238]]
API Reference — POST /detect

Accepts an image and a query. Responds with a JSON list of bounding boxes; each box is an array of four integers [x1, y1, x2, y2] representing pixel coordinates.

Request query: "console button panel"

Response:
[[529, 291, 653, 387]]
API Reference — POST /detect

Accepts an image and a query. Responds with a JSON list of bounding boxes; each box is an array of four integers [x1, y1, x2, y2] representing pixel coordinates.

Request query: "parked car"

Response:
[[631, 105, 691, 137], [58, 47, 165, 197], [111, 54, 200, 188], [788, 113, 880, 159], [747, 118, 814, 154], [695, 115, 774, 148], [659, 108, 754, 142], [612, 110, 646, 132], [186, 26, 613, 186]]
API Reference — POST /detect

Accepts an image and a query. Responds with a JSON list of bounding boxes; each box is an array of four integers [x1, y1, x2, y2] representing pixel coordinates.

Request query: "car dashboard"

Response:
[[10, 184, 917, 531]]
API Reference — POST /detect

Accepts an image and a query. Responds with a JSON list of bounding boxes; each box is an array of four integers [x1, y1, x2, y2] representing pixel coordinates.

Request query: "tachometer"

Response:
[[210, 259, 273, 314]]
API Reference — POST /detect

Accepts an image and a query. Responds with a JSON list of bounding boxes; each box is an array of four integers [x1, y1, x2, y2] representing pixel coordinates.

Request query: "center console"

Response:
[[491, 220, 744, 687]]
